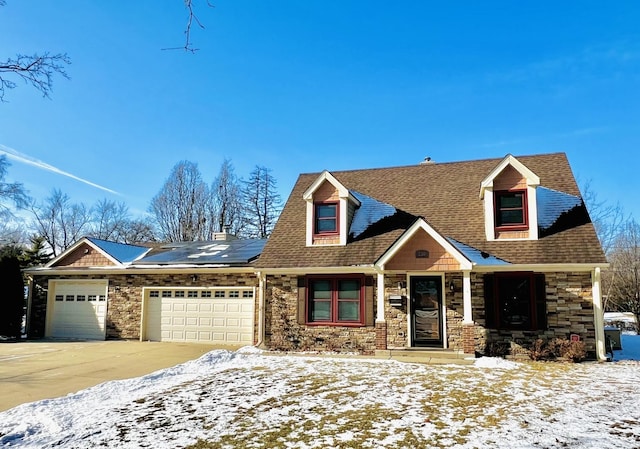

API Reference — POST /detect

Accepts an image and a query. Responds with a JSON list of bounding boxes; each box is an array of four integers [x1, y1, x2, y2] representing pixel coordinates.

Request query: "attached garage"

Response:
[[45, 280, 108, 340], [143, 287, 255, 345]]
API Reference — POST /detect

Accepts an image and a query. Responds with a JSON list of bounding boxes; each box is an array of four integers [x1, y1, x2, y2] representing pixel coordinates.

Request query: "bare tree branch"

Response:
[[0, 52, 71, 101], [163, 0, 214, 52]]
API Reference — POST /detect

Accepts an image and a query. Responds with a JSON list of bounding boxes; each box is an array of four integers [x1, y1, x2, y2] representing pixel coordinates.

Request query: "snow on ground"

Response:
[[1, 337, 639, 449]]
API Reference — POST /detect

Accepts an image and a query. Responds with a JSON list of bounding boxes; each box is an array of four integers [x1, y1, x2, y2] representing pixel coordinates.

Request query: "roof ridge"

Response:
[[298, 152, 567, 177]]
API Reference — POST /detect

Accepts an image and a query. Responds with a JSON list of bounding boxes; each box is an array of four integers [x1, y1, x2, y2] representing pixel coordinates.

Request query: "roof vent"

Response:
[[420, 157, 435, 165]]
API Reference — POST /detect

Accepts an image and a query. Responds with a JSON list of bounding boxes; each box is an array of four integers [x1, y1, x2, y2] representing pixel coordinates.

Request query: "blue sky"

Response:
[[1, 1, 639, 221]]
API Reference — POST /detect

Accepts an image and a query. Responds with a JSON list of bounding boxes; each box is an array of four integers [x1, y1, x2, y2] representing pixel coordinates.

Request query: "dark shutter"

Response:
[[364, 276, 374, 326], [297, 276, 307, 324], [535, 274, 547, 330], [484, 274, 496, 328]]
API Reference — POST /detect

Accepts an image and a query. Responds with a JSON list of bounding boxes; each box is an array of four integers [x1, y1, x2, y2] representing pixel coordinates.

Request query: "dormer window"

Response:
[[480, 155, 540, 241], [495, 190, 527, 229], [304, 171, 361, 246], [315, 203, 338, 234]]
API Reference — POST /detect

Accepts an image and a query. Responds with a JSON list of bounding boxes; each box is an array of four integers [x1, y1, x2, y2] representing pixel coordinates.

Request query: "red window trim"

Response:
[[494, 189, 528, 231], [314, 201, 339, 236], [306, 275, 365, 326], [493, 272, 537, 331]]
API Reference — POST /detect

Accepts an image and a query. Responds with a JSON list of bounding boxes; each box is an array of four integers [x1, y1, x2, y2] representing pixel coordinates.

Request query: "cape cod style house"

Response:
[[254, 153, 609, 360], [25, 153, 609, 360]]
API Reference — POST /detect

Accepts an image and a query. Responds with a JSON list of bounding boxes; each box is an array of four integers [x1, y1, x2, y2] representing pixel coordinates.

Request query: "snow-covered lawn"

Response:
[[1, 337, 639, 449]]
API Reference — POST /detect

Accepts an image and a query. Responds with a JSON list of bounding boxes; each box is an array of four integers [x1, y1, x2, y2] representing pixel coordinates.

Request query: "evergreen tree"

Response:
[[0, 253, 24, 339]]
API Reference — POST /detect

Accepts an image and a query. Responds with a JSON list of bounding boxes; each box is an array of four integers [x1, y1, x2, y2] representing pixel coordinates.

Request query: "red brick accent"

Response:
[[462, 323, 475, 354], [375, 322, 388, 350]]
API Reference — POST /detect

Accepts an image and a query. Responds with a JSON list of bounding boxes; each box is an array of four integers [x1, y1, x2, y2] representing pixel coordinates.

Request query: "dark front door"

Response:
[[410, 276, 443, 346]]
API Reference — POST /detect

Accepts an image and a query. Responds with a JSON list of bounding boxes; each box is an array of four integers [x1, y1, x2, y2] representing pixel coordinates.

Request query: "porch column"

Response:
[[376, 271, 386, 322], [462, 271, 475, 354], [592, 267, 607, 361], [462, 271, 472, 324], [375, 271, 387, 350]]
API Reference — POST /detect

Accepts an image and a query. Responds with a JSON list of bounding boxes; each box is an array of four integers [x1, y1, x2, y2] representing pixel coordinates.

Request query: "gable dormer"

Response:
[[480, 155, 540, 241], [303, 171, 360, 246]]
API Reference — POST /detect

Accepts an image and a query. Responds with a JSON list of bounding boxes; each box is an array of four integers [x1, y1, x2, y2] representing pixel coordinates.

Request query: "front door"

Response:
[[410, 276, 443, 346]]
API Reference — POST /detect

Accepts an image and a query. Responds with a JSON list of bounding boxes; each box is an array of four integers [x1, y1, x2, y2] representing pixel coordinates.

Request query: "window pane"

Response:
[[317, 218, 337, 233], [498, 276, 531, 328], [310, 300, 331, 321], [338, 301, 360, 321], [500, 210, 524, 224], [499, 194, 523, 208], [316, 204, 336, 218], [311, 280, 331, 299], [338, 279, 360, 299]]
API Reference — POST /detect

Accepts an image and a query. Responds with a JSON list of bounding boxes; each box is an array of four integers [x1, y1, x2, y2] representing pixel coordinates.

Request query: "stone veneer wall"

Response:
[[470, 271, 597, 357], [28, 272, 259, 341], [444, 273, 465, 351], [264, 274, 377, 354], [383, 274, 408, 349]]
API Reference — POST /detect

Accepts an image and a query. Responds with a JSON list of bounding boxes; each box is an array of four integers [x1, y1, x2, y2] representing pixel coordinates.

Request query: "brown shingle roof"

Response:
[[256, 152, 607, 269]]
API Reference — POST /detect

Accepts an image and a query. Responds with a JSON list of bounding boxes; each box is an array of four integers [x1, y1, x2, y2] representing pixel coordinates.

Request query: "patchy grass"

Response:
[[178, 357, 586, 449]]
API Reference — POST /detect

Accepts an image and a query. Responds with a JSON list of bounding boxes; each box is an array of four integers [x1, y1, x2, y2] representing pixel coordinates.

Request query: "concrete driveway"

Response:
[[0, 340, 237, 412]]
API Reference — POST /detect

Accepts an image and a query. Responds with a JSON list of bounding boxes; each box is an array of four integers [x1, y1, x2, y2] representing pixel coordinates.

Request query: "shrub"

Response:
[[528, 338, 587, 363], [485, 341, 510, 358], [529, 339, 554, 361]]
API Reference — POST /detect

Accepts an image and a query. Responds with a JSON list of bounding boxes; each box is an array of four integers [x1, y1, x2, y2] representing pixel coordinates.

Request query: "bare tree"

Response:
[[29, 189, 90, 257], [0, 52, 71, 102], [149, 161, 211, 242], [89, 199, 130, 241], [581, 178, 626, 255], [118, 219, 157, 244], [0, 155, 29, 220], [605, 219, 640, 333], [212, 159, 245, 237], [243, 165, 281, 238]]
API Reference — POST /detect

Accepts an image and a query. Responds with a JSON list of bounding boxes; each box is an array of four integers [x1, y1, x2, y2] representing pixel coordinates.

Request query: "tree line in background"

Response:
[[0, 155, 281, 261]]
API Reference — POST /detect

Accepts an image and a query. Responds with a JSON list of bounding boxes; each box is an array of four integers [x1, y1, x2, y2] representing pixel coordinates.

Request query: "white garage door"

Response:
[[144, 288, 254, 345], [47, 281, 108, 340]]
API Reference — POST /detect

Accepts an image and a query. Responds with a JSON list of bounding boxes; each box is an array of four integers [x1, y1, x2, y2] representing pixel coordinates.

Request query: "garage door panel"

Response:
[[186, 303, 199, 312], [199, 303, 212, 313], [48, 281, 108, 340], [145, 288, 254, 344]]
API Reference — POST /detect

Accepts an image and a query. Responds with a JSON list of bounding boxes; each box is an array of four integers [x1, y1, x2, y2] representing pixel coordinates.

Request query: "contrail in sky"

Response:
[[0, 143, 120, 195]]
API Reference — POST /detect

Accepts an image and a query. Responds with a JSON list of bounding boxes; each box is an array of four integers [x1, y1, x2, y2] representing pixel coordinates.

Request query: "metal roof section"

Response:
[[86, 237, 150, 264], [537, 186, 583, 231], [446, 238, 511, 266], [349, 190, 398, 239], [135, 239, 267, 266]]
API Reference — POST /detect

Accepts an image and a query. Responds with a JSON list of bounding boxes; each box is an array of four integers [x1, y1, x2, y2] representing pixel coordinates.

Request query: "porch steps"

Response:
[[374, 349, 476, 365]]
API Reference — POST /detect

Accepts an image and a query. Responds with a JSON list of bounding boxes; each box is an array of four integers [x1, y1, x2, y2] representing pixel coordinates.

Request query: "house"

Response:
[[254, 153, 609, 360], [25, 233, 266, 346], [25, 152, 609, 361]]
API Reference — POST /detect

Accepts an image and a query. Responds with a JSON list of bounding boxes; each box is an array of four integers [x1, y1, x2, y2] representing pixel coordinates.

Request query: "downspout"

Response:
[[255, 271, 266, 348], [592, 267, 607, 361]]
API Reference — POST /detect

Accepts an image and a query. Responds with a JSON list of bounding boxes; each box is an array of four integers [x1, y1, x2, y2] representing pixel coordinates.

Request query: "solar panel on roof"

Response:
[[135, 239, 267, 265]]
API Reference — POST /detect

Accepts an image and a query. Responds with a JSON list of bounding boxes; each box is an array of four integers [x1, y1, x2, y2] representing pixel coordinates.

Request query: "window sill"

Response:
[[495, 225, 529, 232], [305, 322, 366, 327]]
